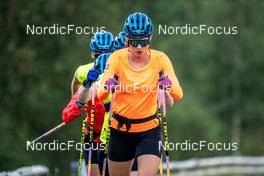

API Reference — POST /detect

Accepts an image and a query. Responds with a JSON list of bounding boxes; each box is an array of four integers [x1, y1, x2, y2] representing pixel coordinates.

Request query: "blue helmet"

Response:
[[114, 31, 126, 50], [94, 53, 110, 74], [123, 12, 153, 38], [90, 31, 115, 53]]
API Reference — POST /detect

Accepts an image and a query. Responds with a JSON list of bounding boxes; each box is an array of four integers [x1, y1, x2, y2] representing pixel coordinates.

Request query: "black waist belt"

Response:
[[113, 113, 157, 132]]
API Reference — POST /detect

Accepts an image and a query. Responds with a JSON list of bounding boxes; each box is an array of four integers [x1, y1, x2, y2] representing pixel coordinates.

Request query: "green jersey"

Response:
[[100, 94, 112, 144], [75, 63, 95, 83]]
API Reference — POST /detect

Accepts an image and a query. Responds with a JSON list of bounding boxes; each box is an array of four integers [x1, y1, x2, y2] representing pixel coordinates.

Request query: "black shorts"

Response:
[[108, 126, 162, 162], [84, 136, 102, 165], [131, 159, 138, 171], [97, 148, 109, 176], [84, 147, 98, 164], [97, 144, 137, 174]]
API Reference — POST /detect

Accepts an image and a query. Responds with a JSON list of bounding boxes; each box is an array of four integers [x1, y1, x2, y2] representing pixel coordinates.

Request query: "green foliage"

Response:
[[0, 0, 263, 174]]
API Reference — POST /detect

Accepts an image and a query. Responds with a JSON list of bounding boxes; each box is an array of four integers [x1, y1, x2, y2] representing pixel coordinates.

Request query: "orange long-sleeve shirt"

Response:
[[98, 48, 183, 132]]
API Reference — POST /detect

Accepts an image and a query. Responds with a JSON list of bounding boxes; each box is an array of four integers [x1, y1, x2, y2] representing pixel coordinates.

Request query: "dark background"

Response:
[[1, 0, 263, 175]]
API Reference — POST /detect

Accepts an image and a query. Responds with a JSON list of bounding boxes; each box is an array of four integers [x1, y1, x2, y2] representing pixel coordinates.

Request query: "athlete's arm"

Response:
[[160, 53, 183, 100], [77, 85, 93, 103], [77, 68, 100, 103], [97, 53, 119, 100], [71, 75, 81, 97], [72, 64, 93, 97], [62, 92, 84, 123]]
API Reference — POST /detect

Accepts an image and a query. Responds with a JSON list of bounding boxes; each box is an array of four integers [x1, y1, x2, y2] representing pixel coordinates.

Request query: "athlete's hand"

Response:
[[62, 114, 75, 124], [62, 101, 83, 124], [159, 74, 172, 90], [83, 69, 100, 88], [104, 74, 119, 93]]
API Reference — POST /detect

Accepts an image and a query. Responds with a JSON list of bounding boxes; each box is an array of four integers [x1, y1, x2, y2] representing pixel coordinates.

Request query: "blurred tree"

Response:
[[0, 0, 263, 175]]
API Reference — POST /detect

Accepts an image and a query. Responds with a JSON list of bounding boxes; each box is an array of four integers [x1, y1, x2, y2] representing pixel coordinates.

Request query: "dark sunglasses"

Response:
[[127, 39, 150, 47]]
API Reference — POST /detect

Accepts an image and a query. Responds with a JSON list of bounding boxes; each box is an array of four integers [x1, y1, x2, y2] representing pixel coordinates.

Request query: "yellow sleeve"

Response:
[[160, 52, 183, 100], [100, 111, 110, 144], [97, 53, 119, 100], [75, 63, 94, 83]]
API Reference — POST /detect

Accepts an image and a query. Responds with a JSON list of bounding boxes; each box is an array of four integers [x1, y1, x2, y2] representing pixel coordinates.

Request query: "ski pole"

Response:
[[159, 155, 164, 176], [29, 122, 66, 145], [87, 84, 96, 176], [102, 93, 114, 176], [158, 91, 164, 176], [161, 85, 170, 176], [102, 74, 118, 176], [159, 72, 170, 176], [77, 118, 86, 176]]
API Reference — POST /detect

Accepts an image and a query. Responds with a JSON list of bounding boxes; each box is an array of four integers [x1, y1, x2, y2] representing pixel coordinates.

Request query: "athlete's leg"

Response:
[[137, 154, 160, 176], [88, 164, 100, 176], [130, 158, 138, 176], [97, 148, 109, 176], [108, 159, 133, 176], [130, 171, 137, 176], [108, 129, 136, 176], [136, 126, 162, 176], [84, 141, 100, 176]]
